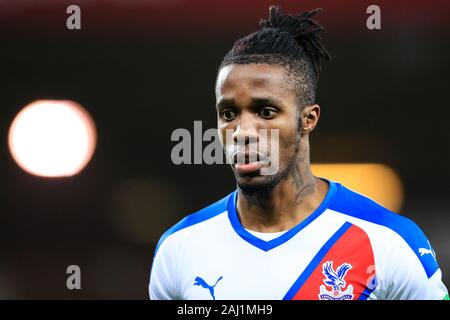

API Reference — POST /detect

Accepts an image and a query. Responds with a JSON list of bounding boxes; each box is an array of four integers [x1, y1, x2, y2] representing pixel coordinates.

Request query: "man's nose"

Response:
[[231, 113, 259, 145]]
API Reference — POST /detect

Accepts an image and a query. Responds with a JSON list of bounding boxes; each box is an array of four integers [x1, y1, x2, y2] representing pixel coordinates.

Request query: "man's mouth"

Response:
[[232, 151, 270, 174]]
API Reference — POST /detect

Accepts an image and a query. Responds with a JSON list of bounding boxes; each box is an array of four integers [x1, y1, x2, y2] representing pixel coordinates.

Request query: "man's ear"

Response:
[[301, 104, 320, 135]]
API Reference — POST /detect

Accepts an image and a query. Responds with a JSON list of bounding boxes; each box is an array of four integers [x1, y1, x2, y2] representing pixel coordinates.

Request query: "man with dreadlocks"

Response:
[[150, 6, 448, 300]]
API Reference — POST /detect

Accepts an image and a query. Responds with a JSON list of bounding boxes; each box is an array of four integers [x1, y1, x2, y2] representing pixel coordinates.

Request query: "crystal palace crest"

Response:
[[318, 261, 354, 300]]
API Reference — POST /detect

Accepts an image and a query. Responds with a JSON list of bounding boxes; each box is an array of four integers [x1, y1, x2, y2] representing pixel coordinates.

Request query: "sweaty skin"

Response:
[[216, 63, 329, 233]]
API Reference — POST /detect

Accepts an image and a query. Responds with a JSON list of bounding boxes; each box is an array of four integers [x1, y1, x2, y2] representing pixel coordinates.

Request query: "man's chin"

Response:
[[234, 172, 282, 195]]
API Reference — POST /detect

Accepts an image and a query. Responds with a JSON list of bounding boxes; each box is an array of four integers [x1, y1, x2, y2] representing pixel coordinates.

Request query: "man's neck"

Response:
[[236, 162, 329, 233]]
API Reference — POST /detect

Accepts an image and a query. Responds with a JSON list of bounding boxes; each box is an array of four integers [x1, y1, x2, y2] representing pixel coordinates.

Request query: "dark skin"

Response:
[[215, 63, 329, 233]]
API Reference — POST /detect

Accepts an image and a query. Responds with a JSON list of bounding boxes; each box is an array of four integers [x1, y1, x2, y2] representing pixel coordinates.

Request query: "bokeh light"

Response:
[[312, 163, 404, 212], [8, 100, 97, 177]]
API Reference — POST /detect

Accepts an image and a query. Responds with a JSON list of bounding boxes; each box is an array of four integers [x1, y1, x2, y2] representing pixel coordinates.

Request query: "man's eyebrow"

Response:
[[216, 98, 235, 109], [216, 97, 283, 109], [250, 97, 283, 107]]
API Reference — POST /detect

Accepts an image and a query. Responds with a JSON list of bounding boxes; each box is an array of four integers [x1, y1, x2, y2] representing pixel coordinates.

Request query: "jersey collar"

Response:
[[227, 179, 337, 252]]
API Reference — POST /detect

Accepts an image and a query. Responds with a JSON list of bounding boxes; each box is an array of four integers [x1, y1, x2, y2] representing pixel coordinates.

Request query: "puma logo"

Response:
[[418, 241, 436, 260], [194, 276, 223, 300], [419, 248, 435, 258]]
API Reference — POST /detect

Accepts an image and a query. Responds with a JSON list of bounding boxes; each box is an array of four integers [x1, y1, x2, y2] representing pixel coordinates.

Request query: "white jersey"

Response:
[[149, 180, 448, 300]]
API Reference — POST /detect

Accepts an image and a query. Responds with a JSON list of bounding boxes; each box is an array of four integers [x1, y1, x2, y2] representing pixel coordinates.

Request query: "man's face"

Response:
[[215, 63, 301, 193]]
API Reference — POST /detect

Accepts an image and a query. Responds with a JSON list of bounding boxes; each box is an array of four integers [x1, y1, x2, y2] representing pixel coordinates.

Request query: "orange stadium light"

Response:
[[312, 163, 404, 213], [8, 100, 97, 178]]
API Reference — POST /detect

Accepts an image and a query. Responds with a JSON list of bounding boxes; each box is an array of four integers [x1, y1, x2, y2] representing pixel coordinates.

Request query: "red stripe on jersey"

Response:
[[292, 224, 375, 300]]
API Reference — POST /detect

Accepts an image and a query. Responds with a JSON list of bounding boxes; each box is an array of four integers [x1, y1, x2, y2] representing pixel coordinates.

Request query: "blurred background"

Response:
[[0, 0, 449, 299]]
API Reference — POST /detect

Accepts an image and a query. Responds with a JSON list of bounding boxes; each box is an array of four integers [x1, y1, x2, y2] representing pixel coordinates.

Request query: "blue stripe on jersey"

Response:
[[153, 193, 231, 256], [283, 222, 352, 300], [358, 281, 377, 300], [227, 179, 338, 252], [329, 183, 439, 278]]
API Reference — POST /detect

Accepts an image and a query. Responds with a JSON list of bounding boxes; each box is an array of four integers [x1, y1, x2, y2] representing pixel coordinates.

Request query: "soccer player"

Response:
[[149, 6, 448, 300]]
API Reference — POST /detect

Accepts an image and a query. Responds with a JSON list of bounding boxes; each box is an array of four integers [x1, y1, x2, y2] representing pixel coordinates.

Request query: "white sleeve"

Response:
[[383, 234, 448, 300], [149, 239, 178, 300], [386, 256, 448, 300]]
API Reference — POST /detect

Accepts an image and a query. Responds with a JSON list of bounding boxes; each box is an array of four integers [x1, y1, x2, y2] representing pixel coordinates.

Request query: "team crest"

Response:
[[318, 261, 354, 300]]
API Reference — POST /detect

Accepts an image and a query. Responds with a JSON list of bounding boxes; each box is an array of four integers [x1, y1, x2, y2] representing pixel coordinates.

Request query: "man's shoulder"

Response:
[[329, 182, 439, 278], [329, 181, 415, 232], [153, 191, 234, 257]]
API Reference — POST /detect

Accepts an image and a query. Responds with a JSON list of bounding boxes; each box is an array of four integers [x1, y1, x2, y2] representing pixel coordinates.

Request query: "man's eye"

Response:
[[221, 109, 237, 121], [259, 107, 277, 119]]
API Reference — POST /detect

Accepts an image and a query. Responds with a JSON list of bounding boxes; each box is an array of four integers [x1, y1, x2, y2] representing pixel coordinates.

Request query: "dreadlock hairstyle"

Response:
[[220, 6, 331, 109]]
